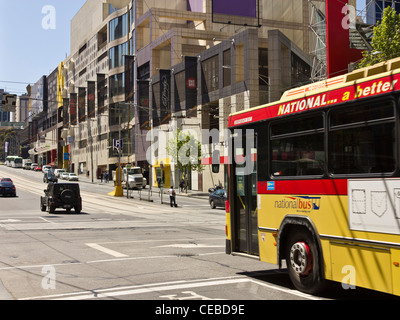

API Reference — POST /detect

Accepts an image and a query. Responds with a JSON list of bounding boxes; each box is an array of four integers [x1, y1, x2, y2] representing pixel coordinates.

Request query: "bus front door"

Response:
[[232, 131, 259, 256]]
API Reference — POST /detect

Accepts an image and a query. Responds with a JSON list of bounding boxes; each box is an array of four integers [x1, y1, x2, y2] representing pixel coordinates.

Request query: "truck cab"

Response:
[[121, 166, 147, 189]]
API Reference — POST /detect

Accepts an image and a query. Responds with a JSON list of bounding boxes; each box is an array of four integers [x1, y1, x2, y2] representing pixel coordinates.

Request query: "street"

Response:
[[0, 165, 398, 306]]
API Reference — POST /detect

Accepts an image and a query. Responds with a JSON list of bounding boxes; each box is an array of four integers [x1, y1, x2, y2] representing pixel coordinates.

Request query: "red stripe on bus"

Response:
[[258, 179, 348, 195]]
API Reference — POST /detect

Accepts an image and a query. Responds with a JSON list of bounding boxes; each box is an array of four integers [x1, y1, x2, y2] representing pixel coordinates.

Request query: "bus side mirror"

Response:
[[212, 150, 220, 173]]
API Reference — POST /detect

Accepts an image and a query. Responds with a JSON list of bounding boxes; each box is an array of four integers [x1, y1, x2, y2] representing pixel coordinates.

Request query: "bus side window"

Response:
[[270, 113, 325, 178], [329, 102, 395, 175]]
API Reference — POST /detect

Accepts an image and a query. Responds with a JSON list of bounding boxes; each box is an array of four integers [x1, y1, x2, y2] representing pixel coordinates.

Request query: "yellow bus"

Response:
[[226, 57, 400, 295]]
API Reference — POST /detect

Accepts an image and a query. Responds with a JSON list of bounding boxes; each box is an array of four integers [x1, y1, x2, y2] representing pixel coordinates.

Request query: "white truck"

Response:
[[22, 159, 32, 170], [114, 166, 147, 189]]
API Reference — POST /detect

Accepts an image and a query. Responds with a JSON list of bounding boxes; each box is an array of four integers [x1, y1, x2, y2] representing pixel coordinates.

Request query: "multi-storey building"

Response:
[[32, 0, 317, 191], [0, 89, 11, 123], [366, 0, 400, 24]]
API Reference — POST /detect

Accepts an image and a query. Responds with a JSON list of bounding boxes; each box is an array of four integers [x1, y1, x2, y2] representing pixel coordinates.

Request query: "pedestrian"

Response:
[[179, 178, 185, 192], [105, 171, 109, 183], [100, 172, 103, 183], [169, 186, 177, 207]]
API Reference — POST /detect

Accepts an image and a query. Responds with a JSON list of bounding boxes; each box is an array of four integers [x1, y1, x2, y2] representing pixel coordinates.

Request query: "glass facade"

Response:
[[109, 42, 129, 69], [109, 13, 129, 42], [367, 0, 400, 23]]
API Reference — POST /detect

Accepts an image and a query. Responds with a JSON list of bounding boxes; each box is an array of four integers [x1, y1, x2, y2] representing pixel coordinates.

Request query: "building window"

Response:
[[109, 13, 128, 42], [201, 55, 219, 94], [223, 49, 231, 87], [291, 53, 311, 88], [109, 73, 125, 98], [109, 42, 129, 69], [129, 3, 135, 28], [129, 33, 135, 55]]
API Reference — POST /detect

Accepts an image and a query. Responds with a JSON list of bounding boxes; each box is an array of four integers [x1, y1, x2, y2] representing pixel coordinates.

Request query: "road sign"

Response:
[[113, 139, 123, 151]]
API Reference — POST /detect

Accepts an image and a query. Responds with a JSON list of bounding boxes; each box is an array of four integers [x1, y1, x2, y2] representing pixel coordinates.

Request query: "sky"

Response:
[[0, 0, 367, 96], [0, 0, 87, 95]]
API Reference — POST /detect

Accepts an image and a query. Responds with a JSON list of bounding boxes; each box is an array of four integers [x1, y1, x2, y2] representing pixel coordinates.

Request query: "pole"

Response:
[[88, 118, 94, 183], [117, 107, 122, 194], [109, 104, 123, 197]]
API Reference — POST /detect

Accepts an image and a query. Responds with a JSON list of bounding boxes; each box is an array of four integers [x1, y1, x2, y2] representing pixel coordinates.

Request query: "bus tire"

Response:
[[285, 228, 325, 295]]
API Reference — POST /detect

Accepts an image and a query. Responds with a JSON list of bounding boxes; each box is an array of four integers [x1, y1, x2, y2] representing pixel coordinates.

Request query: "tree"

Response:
[[358, 6, 400, 68], [0, 129, 17, 158], [166, 129, 204, 192]]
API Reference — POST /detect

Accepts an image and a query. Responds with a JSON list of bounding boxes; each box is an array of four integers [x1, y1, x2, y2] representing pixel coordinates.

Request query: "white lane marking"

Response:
[[155, 244, 225, 249], [20, 276, 321, 300], [95, 237, 225, 245], [0, 252, 226, 271], [86, 243, 128, 258], [0, 219, 21, 223], [39, 217, 55, 223]]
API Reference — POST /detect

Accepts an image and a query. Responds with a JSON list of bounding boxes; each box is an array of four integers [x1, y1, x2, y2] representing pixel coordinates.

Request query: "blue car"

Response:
[[209, 189, 227, 209], [0, 181, 16, 197]]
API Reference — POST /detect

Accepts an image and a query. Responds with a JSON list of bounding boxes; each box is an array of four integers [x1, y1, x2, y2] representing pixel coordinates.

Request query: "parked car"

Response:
[[0, 180, 16, 197], [43, 172, 58, 183], [209, 189, 227, 209], [40, 183, 82, 213], [34, 166, 42, 172], [29, 163, 38, 170], [42, 165, 52, 173], [60, 172, 69, 180], [67, 173, 79, 181], [54, 169, 66, 178]]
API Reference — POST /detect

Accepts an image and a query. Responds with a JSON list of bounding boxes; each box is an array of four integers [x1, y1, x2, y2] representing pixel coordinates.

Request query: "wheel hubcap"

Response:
[[290, 242, 312, 276]]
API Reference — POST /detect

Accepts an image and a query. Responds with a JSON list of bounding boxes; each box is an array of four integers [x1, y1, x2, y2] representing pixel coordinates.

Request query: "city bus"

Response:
[[5, 156, 22, 168], [226, 56, 400, 296]]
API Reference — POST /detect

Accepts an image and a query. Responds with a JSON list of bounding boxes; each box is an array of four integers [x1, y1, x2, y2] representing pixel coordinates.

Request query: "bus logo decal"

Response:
[[274, 196, 321, 212]]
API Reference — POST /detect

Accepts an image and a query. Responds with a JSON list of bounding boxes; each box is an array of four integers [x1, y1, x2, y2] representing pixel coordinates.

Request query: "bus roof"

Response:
[[228, 56, 400, 128]]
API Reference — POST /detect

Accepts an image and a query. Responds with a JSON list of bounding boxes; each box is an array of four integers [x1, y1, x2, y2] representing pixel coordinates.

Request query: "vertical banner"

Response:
[[152, 82, 160, 128], [97, 74, 106, 114], [78, 87, 86, 123], [138, 80, 150, 130], [63, 98, 69, 128], [159, 69, 171, 125], [185, 56, 198, 117], [87, 81, 96, 118], [70, 93, 77, 126], [125, 55, 135, 102]]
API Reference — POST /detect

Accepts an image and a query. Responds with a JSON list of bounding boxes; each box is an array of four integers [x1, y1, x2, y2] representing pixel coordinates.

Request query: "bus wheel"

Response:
[[285, 229, 325, 295]]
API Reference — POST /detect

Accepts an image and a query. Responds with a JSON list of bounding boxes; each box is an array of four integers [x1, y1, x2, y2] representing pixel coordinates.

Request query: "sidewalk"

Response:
[[77, 174, 209, 201]]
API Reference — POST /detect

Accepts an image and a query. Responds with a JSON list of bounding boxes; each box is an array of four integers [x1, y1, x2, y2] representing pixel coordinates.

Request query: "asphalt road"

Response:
[[0, 164, 398, 309]]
